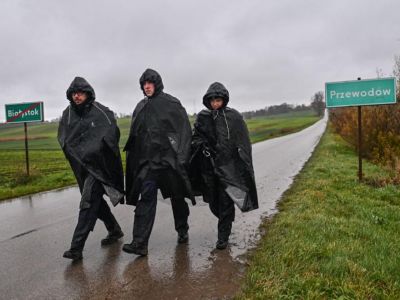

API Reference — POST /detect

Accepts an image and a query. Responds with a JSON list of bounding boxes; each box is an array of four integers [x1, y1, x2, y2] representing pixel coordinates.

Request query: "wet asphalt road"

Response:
[[0, 116, 326, 300]]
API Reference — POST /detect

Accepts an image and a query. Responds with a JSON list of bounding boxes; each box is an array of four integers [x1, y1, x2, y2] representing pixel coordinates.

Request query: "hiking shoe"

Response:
[[101, 229, 124, 246], [63, 249, 83, 261], [177, 232, 189, 244], [216, 240, 228, 250], [122, 241, 148, 256]]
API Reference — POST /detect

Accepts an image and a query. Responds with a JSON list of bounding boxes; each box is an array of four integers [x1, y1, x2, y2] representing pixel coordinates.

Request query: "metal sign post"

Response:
[[24, 122, 30, 176], [357, 78, 363, 181], [357, 106, 362, 181]]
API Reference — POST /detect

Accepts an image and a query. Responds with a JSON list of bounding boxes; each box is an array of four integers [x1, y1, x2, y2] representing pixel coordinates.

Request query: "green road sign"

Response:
[[5, 102, 44, 123], [325, 77, 397, 108]]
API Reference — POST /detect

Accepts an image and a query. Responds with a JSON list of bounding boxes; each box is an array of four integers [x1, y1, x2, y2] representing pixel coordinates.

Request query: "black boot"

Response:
[[122, 241, 148, 256], [100, 204, 124, 246], [177, 231, 189, 244], [63, 249, 83, 261], [216, 239, 228, 250], [216, 226, 231, 250], [101, 227, 124, 246], [68, 230, 89, 260]]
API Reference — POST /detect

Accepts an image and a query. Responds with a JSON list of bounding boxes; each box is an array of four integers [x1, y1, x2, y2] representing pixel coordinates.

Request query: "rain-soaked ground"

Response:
[[0, 116, 326, 299]]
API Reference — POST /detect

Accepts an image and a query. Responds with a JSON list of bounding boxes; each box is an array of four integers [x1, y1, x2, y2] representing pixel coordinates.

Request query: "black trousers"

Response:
[[70, 178, 120, 251], [209, 184, 235, 242], [132, 179, 190, 246]]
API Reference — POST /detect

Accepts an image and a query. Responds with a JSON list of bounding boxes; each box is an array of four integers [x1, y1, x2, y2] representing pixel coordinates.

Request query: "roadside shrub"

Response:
[[329, 100, 400, 183], [330, 104, 400, 164]]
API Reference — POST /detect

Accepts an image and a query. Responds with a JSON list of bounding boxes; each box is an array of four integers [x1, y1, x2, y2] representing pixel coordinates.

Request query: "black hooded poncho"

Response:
[[58, 77, 124, 207], [124, 69, 194, 206], [190, 82, 258, 212]]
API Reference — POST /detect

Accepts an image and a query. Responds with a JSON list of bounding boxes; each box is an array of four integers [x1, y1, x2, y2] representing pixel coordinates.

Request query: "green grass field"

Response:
[[0, 117, 133, 150], [246, 110, 319, 143], [0, 110, 320, 200], [238, 126, 400, 299]]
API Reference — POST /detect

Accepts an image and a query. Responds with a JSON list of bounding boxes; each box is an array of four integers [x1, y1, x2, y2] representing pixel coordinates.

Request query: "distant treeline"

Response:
[[1, 103, 314, 125], [242, 103, 312, 119]]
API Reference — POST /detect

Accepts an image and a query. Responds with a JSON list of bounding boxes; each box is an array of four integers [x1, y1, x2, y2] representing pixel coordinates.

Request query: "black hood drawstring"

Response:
[[222, 109, 230, 140], [68, 105, 71, 125], [212, 110, 219, 120], [212, 109, 230, 140]]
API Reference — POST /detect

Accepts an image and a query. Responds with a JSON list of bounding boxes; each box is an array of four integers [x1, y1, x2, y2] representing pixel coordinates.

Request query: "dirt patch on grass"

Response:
[[0, 136, 48, 142]]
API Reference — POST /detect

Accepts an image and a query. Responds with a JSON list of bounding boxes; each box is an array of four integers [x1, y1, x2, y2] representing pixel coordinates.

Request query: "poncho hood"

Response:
[[66, 76, 96, 102], [139, 68, 164, 98], [202, 82, 230, 110]]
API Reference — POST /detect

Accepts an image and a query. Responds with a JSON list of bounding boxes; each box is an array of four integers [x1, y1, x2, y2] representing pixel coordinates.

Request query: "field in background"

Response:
[[0, 117, 132, 150], [0, 110, 320, 200], [246, 110, 319, 143]]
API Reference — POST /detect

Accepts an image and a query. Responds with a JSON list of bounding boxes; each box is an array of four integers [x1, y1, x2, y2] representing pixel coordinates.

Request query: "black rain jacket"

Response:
[[124, 69, 194, 206], [190, 82, 258, 212], [58, 77, 124, 207]]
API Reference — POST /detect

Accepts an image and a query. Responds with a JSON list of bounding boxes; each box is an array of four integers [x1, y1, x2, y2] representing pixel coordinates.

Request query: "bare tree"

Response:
[[376, 67, 384, 78], [393, 55, 400, 101], [311, 91, 325, 117]]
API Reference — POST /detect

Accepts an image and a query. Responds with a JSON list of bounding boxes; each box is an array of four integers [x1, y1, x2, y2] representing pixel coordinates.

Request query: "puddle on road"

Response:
[[118, 247, 245, 299], [62, 243, 246, 300]]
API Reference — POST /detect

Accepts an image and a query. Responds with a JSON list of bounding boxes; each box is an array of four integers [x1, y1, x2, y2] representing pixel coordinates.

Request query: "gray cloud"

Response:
[[1, 0, 399, 121]]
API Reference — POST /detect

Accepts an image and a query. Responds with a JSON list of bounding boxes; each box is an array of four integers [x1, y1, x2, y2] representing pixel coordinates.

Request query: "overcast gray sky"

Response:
[[0, 0, 399, 121]]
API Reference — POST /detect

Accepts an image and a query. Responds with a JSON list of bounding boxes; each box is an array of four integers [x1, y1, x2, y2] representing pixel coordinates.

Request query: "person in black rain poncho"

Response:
[[58, 77, 125, 261], [191, 82, 258, 249], [123, 69, 194, 256]]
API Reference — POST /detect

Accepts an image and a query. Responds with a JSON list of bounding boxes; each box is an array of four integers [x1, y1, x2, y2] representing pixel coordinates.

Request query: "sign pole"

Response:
[[24, 122, 30, 176], [357, 77, 362, 181], [358, 106, 362, 181]]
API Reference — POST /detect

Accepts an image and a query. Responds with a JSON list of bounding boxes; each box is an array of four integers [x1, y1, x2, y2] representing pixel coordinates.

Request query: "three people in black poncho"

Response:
[[58, 70, 258, 260]]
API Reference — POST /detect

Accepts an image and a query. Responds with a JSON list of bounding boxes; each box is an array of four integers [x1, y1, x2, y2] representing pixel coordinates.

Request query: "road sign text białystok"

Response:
[[5, 102, 44, 123]]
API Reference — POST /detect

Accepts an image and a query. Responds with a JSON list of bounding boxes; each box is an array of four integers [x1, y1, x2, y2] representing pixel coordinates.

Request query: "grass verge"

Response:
[[237, 126, 400, 299], [0, 150, 76, 200]]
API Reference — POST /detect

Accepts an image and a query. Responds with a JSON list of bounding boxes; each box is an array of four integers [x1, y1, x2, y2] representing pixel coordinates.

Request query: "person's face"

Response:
[[72, 91, 88, 105], [210, 98, 224, 110], [143, 81, 155, 97]]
